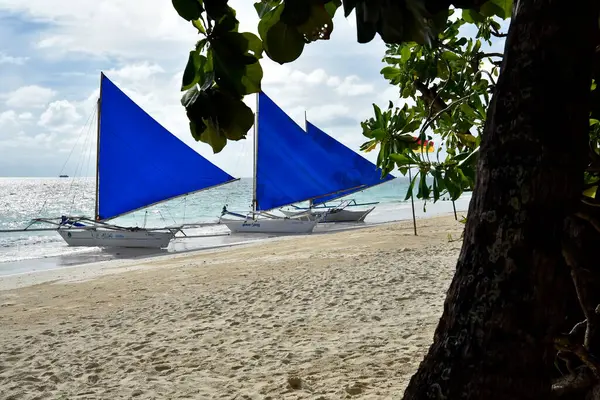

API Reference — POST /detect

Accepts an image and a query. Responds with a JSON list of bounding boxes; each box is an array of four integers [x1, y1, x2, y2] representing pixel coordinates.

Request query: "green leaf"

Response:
[[181, 84, 202, 109], [185, 88, 254, 153], [181, 51, 205, 91], [264, 20, 305, 64], [462, 9, 485, 23], [441, 51, 460, 61], [381, 66, 401, 81], [369, 128, 386, 140], [401, 120, 421, 134], [489, 0, 513, 19], [389, 153, 413, 166], [324, 0, 342, 18], [210, 32, 264, 96], [400, 46, 411, 63], [444, 171, 462, 200], [258, 3, 283, 41], [214, 8, 239, 33], [297, 3, 335, 41], [455, 37, 468, 46], [241, 61, 263, 94], [216, 96, 255, 141], [192, 19, 206, 34], [195, 38, 208, 52], [241, 32, 264, 59], [172, 0, 202, 21], [437, 60, 449, 80], [460, 103, 477, 120], [404, 172, 418, 201], [479, 1, 504, 18], [372, 103, 383, 123], [433, 175, 440, 201], [204, 0, 229, 20], [198, 119, 228, 153], [254, 0, 280, 18], [189, 120, 206, 141], [473, 39, 481, 54]]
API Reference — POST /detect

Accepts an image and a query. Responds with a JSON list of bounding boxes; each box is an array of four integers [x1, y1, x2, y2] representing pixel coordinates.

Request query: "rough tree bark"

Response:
[[401, 0, 599, 399]]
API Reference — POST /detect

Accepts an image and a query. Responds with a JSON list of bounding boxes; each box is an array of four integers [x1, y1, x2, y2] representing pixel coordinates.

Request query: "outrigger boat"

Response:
[[280, 199, 378, 223], [219, 92, 380, 234], [278, 119, 394, 223], [3, 73, 237, 248]]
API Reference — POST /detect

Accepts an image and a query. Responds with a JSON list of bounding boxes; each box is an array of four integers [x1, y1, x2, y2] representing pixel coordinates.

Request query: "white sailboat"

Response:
[[12, 73, 238, 249], [219, 92, 374, 234], [280, 199, 377, 223], [277, 118, 394, 223]]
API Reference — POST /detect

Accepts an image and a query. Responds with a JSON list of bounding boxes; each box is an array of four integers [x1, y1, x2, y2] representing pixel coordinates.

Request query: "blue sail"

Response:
[[306, 121, 395, 205], [256, 92, 369, 211], [97, 74, 236, 220]]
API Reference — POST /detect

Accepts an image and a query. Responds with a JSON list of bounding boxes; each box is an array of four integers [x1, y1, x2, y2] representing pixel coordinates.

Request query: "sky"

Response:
[[0, 1, 506, 178]]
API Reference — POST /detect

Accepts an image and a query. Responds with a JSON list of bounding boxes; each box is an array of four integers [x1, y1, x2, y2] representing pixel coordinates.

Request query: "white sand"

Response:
[[0, 215, 464, 399]]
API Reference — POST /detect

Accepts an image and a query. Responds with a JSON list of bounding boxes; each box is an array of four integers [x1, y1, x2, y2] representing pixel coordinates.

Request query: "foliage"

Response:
[[172, 0, 512, 153], [362, 9, 506, 203], [358, 2, 600, 209], [172, 0, 344, 152]]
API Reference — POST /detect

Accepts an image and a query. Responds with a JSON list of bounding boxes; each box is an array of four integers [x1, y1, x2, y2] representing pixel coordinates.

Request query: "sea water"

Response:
[[0, 177, 471, 267]]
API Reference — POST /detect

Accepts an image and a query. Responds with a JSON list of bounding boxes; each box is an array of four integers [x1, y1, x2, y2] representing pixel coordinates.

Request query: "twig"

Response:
[[482, 52, 504, 58], [554, 334, 600, 379], [480, 69, 497, 86], [491, 31, 508, 38], [419, 93, 476, 136]]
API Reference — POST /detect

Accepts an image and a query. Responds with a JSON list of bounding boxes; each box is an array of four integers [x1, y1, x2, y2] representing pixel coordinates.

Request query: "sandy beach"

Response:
[[0, 215, 464, 399]]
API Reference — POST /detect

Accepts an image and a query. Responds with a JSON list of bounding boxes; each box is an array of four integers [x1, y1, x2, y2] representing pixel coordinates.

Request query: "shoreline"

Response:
[[0, 214, 465, 399], [0, 212, 463, 291], [0, 195, 471, 282]]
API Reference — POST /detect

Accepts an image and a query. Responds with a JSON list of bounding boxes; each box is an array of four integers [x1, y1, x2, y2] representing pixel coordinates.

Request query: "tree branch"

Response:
[[480, 69, 497, 86], [482, 52, 504, 58], [419, 93, 476, 137], [551, 367, 594, 397]]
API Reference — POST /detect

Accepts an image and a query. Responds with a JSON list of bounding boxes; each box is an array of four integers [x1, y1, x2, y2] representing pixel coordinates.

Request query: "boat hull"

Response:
[[221, 218, 317, 234], [281, 207, 375, 223], [57, 228, 173, 249]]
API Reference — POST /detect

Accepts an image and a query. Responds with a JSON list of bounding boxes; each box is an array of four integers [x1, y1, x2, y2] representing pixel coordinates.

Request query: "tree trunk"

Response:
[[402, 0, 598, 399]]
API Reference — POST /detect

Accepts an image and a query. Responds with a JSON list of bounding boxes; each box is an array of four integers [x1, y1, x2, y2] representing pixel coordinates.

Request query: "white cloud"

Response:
[[307, 104, 351, 123], [18, 112, 33, 121], [38, 100, 82, 130], [0, 0, 399, 177], [5, 85, 56, 108], [335, 75, 374, 96], [0, 110, 17, 127], [105, 62, 164, 82], [0, 110, 35, 128], [0, 52, 28, 65]]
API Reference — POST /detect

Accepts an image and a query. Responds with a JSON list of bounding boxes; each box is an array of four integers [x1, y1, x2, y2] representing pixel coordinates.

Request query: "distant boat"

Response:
[[59, 174, 69, 178]]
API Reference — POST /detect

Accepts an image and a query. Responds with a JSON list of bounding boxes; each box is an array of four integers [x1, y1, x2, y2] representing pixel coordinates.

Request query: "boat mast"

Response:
[[94, 72, 103, 220], [251, 92, 259, 218], [304, 110, 314, 209]]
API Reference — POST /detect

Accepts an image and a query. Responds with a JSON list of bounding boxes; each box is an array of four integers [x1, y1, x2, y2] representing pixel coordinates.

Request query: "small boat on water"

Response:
[[59, 174, 69, 178]]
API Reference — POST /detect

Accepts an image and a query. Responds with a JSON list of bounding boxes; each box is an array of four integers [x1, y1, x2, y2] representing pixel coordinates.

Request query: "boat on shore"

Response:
[[6, 73, 238, 249]]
